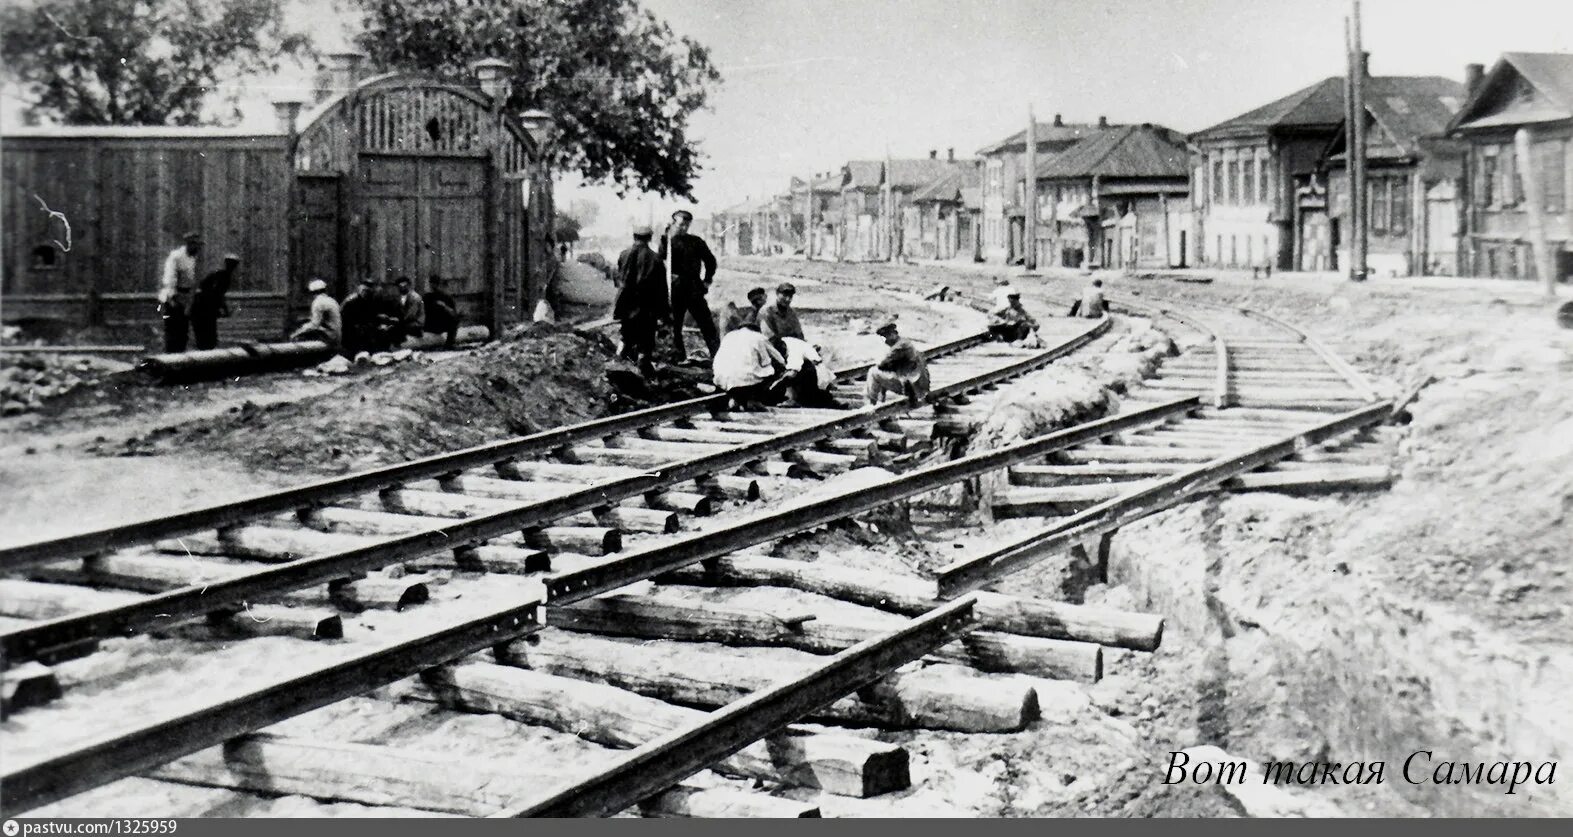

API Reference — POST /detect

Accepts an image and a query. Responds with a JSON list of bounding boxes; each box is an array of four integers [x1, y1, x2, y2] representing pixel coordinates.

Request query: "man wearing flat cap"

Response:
[[658, 208, 720, 362], [614, 223, 667, 371], [190, 253, 240, 350], [758, 282, 805, 355], [866, 318, 930, 407]]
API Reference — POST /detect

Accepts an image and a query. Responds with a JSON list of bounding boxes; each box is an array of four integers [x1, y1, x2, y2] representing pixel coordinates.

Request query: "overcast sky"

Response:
[[6, 0, 1569, 236], [618, 0, 1573, 232]]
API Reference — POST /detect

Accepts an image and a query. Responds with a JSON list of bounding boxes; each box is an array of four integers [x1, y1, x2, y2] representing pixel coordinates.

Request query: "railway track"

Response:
[[1, 302, 1148, 817], [1, 269, 1398, 818]]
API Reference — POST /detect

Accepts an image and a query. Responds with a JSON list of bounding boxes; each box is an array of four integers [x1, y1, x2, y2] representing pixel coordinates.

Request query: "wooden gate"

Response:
[[360, 155, 487, 302]]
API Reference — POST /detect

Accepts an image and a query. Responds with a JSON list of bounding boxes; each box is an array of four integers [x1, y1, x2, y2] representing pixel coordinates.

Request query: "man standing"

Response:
[[614, 224, 668, 371], [659, 209, 719, 362], [159, 232, 202, 306], [156, 232, 201, 353], [189, 253, 239, 350], [291, 279, 342, 351], [865, 320, 930, 407], [422, 275, 461, 349], [758, 282, 805, 354]]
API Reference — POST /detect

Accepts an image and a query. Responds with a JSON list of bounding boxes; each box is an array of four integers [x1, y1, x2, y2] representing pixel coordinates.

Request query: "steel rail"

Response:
[[1101, 292, 1232, 409], [0, 598, 542, 815], [496, 597, 978, 818], [0, 320, 1109, 662], [546, 397, 1199, 605], [1239, 308, 1380, 401], [0, 331, 990, 574], [935, 399, 1394, 597]]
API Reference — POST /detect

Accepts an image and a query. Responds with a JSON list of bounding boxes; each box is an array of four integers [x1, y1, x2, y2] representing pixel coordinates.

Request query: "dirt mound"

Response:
[[118, 330, 617, 475]]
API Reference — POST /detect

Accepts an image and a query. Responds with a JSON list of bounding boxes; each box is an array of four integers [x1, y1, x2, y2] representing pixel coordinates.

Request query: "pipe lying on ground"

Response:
[[136, 325, 491, 384]]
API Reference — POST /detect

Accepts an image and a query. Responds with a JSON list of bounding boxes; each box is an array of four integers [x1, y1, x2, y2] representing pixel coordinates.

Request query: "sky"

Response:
[[6, 0, 1571, 236]]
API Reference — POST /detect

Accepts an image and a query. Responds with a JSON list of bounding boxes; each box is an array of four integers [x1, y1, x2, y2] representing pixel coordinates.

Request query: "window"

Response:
[[1499, 143, 1520, 207], [1242, 157, 1256, 205], [1538, 140, 1567, 213], [30, 244, 59, 270], [1261, 156, 1274, 204], [1212, 158, 1224, 204], [1370, 179, 1389, 235], [1477, 150, 1497, 208], [1390, 176, 1409, 237]]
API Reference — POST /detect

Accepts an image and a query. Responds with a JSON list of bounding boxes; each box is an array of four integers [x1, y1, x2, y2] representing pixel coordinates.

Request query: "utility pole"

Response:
[[805, 174, 815, 261], [884, 147, 896, 261], [1515, 128, 1558, 299], [1024, 104, 1039, 273], [1347, 0, 1368, 282]]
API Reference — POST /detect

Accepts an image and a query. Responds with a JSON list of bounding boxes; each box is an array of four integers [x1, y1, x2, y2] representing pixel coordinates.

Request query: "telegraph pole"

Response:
[[1024, 104, 1039, 273], [1347, 0, 1368, 282], [805, 174, 815, 261]]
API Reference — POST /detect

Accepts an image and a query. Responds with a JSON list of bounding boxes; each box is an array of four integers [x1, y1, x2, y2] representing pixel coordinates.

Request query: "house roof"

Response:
[[1034, 124, 1189, 180], [911, 169, 965, 203], [977, 121, 1113, 155], [887, 158, 966, 190], [1451, 52, 1573, 131], [1323, 76, 1466, 163], [843, 160, 884, 189], [1193, 77, 1348, 138]]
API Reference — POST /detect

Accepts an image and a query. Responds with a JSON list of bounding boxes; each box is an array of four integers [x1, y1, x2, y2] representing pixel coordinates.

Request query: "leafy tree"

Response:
[[352, 0, 722, 198], [553, 211, 581, 244], [0, 0, 310, 126]]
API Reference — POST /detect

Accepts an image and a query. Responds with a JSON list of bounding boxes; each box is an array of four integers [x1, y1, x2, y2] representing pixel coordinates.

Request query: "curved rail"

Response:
[[1, 320, 1110, 662]]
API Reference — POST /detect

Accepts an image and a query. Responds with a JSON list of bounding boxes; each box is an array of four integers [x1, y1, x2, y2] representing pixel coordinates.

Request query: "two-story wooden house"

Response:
[[1448, 52, 1573, 282], [976, 116, 1111, 264], [1032, 124, 1191, 269]]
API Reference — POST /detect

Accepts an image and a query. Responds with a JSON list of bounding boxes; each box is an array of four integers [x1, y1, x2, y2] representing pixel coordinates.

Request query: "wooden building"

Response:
[[1032, 124, 1191, 270], [2, 57, 552, 344], [977, 115, 1112, 264], [1316, 75, 1467, 276], [909, 161, 982, 261], [1448, 52, 1573, 282], [838, 161, 886, 261]]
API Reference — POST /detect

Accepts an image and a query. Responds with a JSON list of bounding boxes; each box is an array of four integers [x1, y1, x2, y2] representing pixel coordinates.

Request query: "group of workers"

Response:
[[156, 232, 241, 353], [155, 233, 463, 358], [290, 274, 461, 357]]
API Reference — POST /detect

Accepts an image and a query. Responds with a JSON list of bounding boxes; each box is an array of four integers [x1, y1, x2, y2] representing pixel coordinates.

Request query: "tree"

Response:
[[352, 0, 722, 199], [553, 211, 581, 245], [0, 0, 310, 126]]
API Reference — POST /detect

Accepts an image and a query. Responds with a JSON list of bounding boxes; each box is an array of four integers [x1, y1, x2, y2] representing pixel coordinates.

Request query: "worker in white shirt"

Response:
[[712, 312, 785, 411], [159, 232, 202, 304]]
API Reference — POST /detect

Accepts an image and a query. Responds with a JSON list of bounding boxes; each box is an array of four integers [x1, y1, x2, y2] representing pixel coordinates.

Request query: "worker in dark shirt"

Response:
[[739, 287, 768, 328], [866, 319, 930, 407], [657, 209, 719, 362], [758, 282, 805, 355], [422, 275, 461, 348], [614, 224, 668, 371], [340, 278, 385, 357], [189, 253, 239, 350]]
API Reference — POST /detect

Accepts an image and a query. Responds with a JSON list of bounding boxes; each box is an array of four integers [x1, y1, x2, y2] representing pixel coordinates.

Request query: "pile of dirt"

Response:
[[1, 353, 129, 415], [112, 329, 617, 475]]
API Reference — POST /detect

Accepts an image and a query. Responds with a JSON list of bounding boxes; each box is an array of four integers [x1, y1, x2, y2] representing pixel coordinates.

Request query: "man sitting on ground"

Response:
[[422, 275, 461, 348], [712, 311, 786, 412], [988, 291, 1038, 343], [865, 319, 930, 407], [340, 278, 390, 356], [391, 276, 424, 346], [1068, 278, 1107, 318], [291, 279, 343, 351], [778, 335, 841, 408]]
